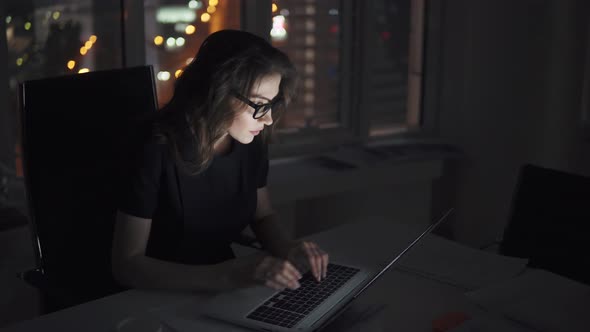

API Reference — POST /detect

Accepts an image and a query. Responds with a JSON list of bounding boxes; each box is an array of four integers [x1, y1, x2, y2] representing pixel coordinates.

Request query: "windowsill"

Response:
[[267, 140, 462, 205], [268, 126, 451, 159], [269, 127, 361, 159]]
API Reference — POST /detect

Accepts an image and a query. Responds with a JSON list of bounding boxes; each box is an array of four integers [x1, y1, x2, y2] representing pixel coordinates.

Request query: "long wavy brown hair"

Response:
[[154, 30, 298, 175]]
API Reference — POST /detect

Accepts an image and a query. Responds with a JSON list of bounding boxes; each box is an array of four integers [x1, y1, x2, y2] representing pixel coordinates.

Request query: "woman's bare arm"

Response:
[[112, 210, 241, 291], [250, 187, 295, 258], [251, 187, 329, 281], [113, 205, 305, 292]]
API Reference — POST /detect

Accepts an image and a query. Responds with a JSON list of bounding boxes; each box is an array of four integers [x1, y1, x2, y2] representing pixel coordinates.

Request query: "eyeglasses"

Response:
[[232, 91, 281, 119]]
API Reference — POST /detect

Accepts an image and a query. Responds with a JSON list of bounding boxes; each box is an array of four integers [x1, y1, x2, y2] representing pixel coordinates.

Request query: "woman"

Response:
[[112, 30, 329, 292]]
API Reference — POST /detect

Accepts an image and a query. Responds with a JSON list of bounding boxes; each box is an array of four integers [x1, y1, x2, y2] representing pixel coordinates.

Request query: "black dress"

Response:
[[119, 134, 268, 265]]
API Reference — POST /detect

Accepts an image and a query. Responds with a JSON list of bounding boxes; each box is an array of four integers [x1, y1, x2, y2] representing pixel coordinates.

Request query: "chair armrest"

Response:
[[17, 267, 46, 289], [17, 267, 112, 313], [233, 233, 263, 250]]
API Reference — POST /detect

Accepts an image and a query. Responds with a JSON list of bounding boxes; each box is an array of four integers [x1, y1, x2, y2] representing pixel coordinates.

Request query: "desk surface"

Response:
[[3, 219, 579, 332]]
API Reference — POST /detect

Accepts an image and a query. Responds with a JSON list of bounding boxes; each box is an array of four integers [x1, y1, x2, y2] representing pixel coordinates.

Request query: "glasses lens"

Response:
[[254, 104, 272, 119]]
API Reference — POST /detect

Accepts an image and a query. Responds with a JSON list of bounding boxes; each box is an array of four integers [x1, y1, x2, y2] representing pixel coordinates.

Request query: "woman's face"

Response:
[[227, 73, 280, 144]]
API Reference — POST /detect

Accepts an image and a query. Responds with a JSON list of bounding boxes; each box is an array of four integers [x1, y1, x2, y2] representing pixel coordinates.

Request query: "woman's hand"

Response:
[[253, 256, 302, 290], [223, 253, 302, 291], [286, 241, 329, 282]]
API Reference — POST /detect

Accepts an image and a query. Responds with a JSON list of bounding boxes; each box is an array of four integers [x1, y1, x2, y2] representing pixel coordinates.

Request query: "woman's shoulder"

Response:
[[126, 118, 172, 166], [132, 124, 168, 152]]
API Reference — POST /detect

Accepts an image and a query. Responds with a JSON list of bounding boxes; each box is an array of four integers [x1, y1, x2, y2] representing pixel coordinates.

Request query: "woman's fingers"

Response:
[[304, 242, 321, 281], [254, 256, 274, 281], [309, 246, 328, 280], [264, 279, 285, 290], [256, 256, 302, 290], [318, 248, 329, 279], [273, 272, 300, 290], [303, 241, 329, 281], [256, 242, 330, 291], [275, 260, 301, 289], [283, 260, 303, 280]]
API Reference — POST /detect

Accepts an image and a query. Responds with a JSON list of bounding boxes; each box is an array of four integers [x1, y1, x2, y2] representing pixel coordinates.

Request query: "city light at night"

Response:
[[185, 24, 196, 34], [166, 37, 176, 47], [270, 15, 287, 41], [156, 6, 197, 23], [157, 71, 171, 81], [188, 0, 202, 9]]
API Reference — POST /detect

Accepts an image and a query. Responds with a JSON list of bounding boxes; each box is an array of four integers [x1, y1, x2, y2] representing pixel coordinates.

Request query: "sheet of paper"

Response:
[[396, 234, 528, 290], [466, 269, 590, 332]]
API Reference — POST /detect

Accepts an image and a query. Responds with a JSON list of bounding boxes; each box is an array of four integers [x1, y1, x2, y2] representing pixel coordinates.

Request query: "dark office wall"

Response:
[[436, 0, 590, 247]]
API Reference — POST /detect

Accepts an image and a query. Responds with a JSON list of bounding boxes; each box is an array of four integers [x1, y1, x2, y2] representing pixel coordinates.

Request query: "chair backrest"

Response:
[[19, 66, 158, 298], [500, 164, 590, 285]]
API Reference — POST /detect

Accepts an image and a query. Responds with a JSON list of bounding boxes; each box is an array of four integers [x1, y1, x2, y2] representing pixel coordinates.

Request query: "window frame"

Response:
[[359, 0, 442, 145], [581, 15, 590, 138], [76, 0, 442, 153], [0, 0, 444, 167], [267, 0, 362, 158], [123, 0, 146, 68], [359, 0, 444, 147], [261, 0, 443, 157]]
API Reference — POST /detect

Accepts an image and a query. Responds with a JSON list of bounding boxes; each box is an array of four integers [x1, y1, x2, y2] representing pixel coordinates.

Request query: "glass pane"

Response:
[[4, 0, 123, 176], [368, 0, 424, 137], [144, 0, 241, 107], [270, 0, 341, 132]]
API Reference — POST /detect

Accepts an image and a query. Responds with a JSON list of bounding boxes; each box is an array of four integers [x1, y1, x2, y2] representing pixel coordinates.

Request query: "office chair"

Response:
[[500, 164, 590, 285], [18, 66, 158, 312]]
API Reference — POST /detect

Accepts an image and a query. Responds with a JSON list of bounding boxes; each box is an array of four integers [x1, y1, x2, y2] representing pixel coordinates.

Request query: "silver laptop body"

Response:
[[203, 209, 453, 332]]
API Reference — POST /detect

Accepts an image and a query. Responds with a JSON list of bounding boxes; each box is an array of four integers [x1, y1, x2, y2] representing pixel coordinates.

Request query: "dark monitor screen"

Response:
[[501, 164, 590, 285]]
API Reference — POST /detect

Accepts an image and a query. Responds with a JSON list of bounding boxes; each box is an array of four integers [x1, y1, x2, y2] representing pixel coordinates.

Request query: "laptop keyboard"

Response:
[[246, 263, 360, 328]]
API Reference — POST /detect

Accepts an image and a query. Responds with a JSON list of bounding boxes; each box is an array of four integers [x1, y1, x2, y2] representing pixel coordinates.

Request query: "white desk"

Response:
[[2, 219, 583, 332]]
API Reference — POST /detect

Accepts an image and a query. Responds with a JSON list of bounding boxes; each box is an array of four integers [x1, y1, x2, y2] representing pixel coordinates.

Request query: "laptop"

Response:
[[204, 208, 454, 332]]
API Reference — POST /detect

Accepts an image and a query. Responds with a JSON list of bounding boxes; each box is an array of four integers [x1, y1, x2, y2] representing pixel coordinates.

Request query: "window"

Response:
[[0, 0, 430, 177], [265, 0, 428, 153], [582, 18, 590, 134], [270, 0, 342, 132], [366, 0, 425, 137], [3, 0, 123, 176], [144, 0, 241, 107]]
